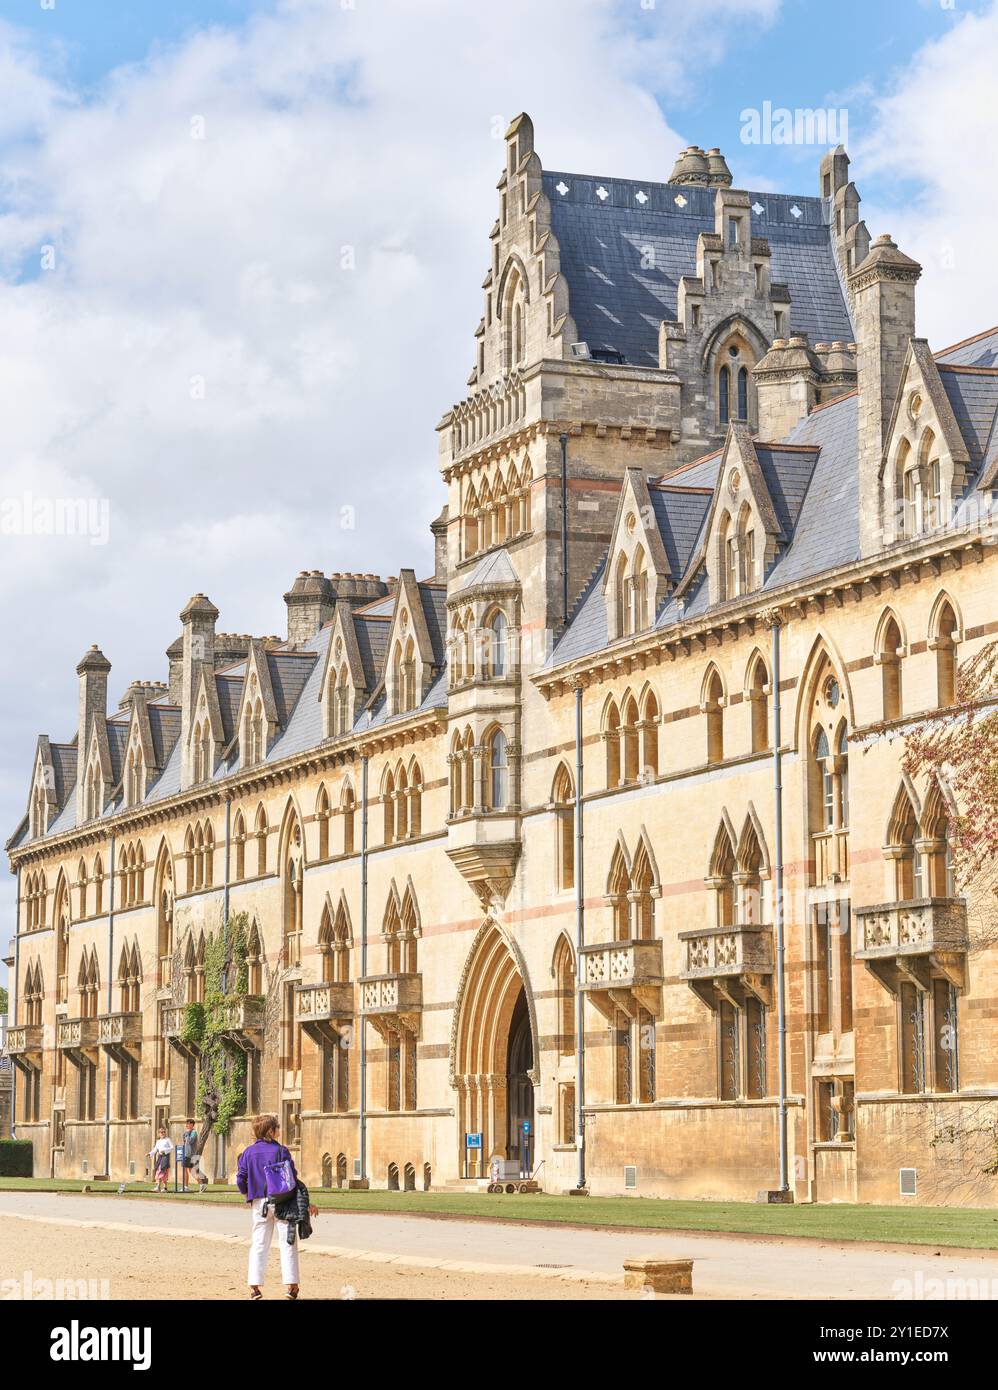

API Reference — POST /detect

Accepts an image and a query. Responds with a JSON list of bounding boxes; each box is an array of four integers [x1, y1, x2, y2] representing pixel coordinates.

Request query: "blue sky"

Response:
[[6, 0, 987, 200], [2, 0, 998, 959]]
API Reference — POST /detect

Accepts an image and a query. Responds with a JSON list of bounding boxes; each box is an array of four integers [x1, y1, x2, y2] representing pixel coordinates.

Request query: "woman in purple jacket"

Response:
[[236, 1114, 306, 1300]]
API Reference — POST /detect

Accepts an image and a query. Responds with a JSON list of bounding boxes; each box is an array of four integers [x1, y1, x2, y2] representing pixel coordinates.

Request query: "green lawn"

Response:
[[2, 1177, 998, 1249]]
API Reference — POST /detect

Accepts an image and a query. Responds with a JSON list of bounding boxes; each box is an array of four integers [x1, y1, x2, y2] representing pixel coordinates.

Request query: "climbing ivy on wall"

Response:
[[181, 912, 255, 1141]]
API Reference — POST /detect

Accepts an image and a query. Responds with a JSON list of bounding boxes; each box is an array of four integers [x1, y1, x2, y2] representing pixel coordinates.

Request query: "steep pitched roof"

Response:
[[544, 171, 854, 366], [937, 366, 998, 465], [935, 327, 998, 368]]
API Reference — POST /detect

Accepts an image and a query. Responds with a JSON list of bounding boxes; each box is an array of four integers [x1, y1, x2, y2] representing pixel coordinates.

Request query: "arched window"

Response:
[[54, 878, 70, 1005], [282, 815, 304, 967], [737, 366, 748, 421], [604, 700, 621, 788], [614, 550, 628, 638], [340, 783, 355, 855], [931, 599, 959, 708], [640, 688, 660, 778], [921, 781, 957, 900], [631, 839, 655, 940], [708, 823, 736, 928], [246, 921, 263, 995], [488, 610, 508, 678], [408, 762, 422, 838], [747, 655, 769, 753], [316, 785, 331, 859], [736, 503, 755, 593], [718, 364, 730, 426], [878, 614, 904, 721], [807, 663, 851, 886], [704, 669, 724, 765], [621, 694, 640, 784], [608, 843, 631, 941], [233, 811, 246, 881], [887, 786, 920, 901], [255, 804, 268, 876], [552, 764, 575, 891], [157, 854, 174, 983], [552, 936, 576, 1057], [382, 766, 396, 844], [77, 858, 88, 919], [93, 855, 104, 916], [488, 729, 508, 810]]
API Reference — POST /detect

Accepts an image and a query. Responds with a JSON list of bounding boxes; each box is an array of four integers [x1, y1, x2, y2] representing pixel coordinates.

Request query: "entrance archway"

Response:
[[452, 922, 537, 1176]]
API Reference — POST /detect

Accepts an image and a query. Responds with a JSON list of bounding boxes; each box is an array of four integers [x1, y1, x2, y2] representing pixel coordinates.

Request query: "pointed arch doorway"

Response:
[[452, 923, 537, 1177]]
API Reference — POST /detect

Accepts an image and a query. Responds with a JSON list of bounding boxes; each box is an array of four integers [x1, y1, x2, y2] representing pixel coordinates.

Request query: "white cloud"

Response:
[[0, 0, 775, 881], [856, 3, 998, 347]]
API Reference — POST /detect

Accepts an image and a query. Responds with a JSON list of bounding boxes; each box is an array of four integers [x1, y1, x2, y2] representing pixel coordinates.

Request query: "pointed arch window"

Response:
[[931, 600, 959, 708], [737, 366, 748, 421], [552, 764, 575, 891], [878, 615, 904, 721], [340, 784, 355, 855], [704, 669, 724, 765], [718, 364, 730, 426], [748, 656, 769, 753], [553, 936, 576, 1058]]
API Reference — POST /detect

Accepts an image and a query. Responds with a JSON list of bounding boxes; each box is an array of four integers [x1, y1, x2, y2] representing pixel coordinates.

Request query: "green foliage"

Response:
[[0, 985, 8, 1015], [0, 1140, 33, 1177], [187, 913, 255, 1139]]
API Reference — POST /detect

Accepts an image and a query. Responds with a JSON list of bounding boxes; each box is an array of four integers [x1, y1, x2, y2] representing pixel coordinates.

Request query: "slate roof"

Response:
[[936, 328, 998, 369], [647, 486, 713, 579], [452, 548, 519, 593], [354, 613, 390, 691], [418, 584, 448, 664], [937, 366, 998, 465], [147, 705, 181, 769], [548, 391, 860, 669], [214, 677, 242, 745], [544, 172, 854, 366], [267, 651, 318, 726]]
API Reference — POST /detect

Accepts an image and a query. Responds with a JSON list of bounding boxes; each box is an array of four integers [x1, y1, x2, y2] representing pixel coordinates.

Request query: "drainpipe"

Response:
[[103, 834, 116, 1179], [560, 432, 569, 627], [10, 865, 20, 1138], [220, 797, 231, 1183], [573, 682, 587, 1191], [770, 614, 790, 1194], [359, 755, 369, 1185]]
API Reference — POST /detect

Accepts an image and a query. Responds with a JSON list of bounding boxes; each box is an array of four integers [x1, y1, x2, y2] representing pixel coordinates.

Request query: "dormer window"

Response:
[[391, 627, 417, 714]]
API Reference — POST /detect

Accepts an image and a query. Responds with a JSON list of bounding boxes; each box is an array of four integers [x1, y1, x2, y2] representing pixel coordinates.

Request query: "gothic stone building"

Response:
[[7, 114, 998, 1205]]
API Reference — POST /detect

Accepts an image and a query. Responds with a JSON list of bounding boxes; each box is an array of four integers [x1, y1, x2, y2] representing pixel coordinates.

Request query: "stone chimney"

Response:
[[431, 506, 449, 583], [118, 680, 168, 712], [179, 593, 218, 789], [669, 146, 732, 188], [76, 645, 111, 823], [166, 637, 184, 705], [284, 571, 336, 646], [849, 235, 921, 555], [752, 335, 821, 439]]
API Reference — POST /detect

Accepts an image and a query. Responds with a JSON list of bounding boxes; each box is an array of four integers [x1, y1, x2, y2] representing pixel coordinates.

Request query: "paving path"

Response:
[[2, 1191, 997, 1299]]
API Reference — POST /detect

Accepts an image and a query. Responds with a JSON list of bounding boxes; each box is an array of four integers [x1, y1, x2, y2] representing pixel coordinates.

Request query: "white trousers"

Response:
[[247, 1197, 300, 1286]]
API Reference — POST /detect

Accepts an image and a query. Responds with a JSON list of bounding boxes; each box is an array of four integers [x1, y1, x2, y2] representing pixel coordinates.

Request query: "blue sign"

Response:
[[465, 1132, 482, 1149], [521, 1121, 531, 1135]]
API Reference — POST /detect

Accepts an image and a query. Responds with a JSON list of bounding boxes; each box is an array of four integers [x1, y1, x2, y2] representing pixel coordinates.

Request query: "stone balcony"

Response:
[[579, 938, 663, 1020], [57, 1017, 100, 1053], [295, 982, 354, 1041], [358, 973, 421, 1037], [97, 1012, 143, 1052], [854, 898, 968, 991], [678, 923, 773, 1008], [6, 1024, 43, 1061], [216, 995, 266, 1051]]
